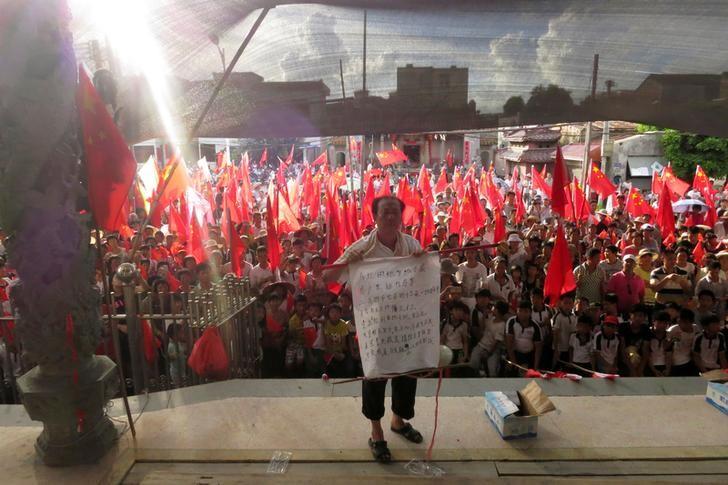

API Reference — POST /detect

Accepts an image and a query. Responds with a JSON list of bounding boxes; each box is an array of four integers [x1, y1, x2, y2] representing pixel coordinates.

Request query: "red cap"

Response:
[[603, 315, 619, 326]]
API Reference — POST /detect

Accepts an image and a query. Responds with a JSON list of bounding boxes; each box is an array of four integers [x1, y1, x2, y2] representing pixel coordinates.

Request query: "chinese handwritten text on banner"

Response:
[[350, 253, 440, 378]]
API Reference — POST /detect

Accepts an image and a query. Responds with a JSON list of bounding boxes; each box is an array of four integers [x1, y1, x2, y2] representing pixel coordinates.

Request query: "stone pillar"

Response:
[[0, 0, 118, 465]]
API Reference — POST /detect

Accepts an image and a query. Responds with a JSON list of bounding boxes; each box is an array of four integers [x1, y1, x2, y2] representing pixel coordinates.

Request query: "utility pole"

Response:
[[581, 53, 599, 189], [363, 10, 367, 93]]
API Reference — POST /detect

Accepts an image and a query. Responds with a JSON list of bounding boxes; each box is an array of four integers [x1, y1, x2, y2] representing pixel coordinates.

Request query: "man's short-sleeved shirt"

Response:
[[594, 332, 619, 365], [334, 229, 422, 283]]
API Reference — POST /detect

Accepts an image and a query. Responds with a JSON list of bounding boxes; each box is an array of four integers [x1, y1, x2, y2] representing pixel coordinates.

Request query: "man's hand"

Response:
[[347, 251, 364, 264]]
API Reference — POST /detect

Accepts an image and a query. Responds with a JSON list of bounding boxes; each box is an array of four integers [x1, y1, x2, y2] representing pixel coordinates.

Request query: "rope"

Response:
[[425, 368, 443, 462]]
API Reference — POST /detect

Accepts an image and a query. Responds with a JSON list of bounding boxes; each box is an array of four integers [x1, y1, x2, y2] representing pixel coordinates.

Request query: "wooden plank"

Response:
[[495, 460, 728, 476]]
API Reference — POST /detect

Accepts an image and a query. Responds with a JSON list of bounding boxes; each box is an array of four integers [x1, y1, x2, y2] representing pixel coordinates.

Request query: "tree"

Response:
[[525, 84, 574, 114], [503, 96, 525, 116], [661, 129, 728, 180]]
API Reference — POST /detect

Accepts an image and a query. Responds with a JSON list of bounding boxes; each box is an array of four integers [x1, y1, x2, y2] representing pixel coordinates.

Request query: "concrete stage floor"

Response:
[[1, 378, 727, 483]]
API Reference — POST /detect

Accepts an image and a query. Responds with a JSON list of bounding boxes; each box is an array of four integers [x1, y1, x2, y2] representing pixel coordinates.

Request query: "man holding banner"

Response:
[[326, 195, 429, 463]]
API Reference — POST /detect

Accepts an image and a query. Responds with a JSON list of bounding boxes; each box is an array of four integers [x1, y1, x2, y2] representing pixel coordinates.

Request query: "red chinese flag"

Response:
[[188, 216, 208, 264], [588, 163, 617, 199], [418, 199, 435, 248], [656, 182, 675, 244], [434, 170, 448, 194], [662, 164, 690, 198], [445, 149, 454, 169], [693, 236, 706, 264], [376, 144, 408, 166], [323, 185, 342, 262], [625, 188, 653, 219], [448, 197, 461, 236], [417, 165, 435, 207], [514, 188, 527, 224], [361, 176, 376, 229], [493, 209, 506, 244], [77, 66, 136, 231], [651, 169, 663, 197], [229, 229, 246, 277], [376, 172, 391, 197], [348, 192, 361, 240], [158, 155, 191, 211], [459, 193, 476, 238], [551, 145, 569, 218], [283, 145, 295, 166], [166, 272, 181, 292], [531, 165, 551, 197], [298, 270, 307, 290], [258, 147, 268, 167], [543, 224, 576, 305], [338, 196, 353, 251], [312, 151, 327, 167], [452, 167, 463, 198], [572, 177, 592, 222], [693, 165, 714, 199], [169, 203, 188, 242], [484, 169, 504, 211], [265, 195, 282, 271]]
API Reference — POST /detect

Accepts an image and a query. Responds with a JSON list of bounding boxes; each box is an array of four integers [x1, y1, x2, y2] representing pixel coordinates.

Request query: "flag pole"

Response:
[[128, 7, 270, 261], [94, 227, 136, 438]]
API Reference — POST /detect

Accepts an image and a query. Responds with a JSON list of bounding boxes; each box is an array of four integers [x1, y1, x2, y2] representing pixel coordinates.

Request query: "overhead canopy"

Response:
[[68, 0, 728, 142]]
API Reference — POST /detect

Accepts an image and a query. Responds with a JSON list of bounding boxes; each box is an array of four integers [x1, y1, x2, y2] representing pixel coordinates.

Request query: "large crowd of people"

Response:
[[1, 156, 728, 397]]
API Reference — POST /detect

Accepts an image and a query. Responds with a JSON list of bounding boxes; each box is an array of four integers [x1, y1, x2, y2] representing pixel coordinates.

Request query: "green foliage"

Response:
[[525, 84, 573, 114], [636, 124, 661, 133], [503, 96, 525, 115], [661, 129, 728, 180]]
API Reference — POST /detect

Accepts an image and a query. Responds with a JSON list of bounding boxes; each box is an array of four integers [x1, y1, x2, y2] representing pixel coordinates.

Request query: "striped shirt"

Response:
[[573, 263, 607, 303]]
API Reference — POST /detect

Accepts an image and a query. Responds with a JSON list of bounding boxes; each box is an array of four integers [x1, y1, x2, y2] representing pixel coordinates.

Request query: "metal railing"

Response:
[[0, 274, 261, 401]]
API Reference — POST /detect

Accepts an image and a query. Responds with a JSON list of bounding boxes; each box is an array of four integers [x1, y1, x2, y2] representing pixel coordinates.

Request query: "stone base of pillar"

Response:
[[17, 355, 119, 466]]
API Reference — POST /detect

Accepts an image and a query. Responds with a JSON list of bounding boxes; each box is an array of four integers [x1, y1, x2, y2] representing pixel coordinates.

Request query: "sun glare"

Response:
[[73, 0, 182, 149]]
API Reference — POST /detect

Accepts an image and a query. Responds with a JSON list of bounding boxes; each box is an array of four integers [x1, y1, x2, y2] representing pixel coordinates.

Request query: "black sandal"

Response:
[[390, 422, 423, 444], [368, 438, 392, 463]]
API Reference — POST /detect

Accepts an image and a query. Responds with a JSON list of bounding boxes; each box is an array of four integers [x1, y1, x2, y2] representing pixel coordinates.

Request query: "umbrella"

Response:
[[672, 199, 709, 214]]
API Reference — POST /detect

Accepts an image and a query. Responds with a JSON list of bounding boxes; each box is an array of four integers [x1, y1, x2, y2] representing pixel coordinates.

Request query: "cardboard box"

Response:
[[484, 381, 556, 440], [705, 381, 728, 415]]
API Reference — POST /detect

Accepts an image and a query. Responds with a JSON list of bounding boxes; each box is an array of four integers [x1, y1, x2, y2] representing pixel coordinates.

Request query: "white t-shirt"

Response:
[[667, 323, 698, 366], [477, 316, 506, 353], [506, 317, 542, 354], [442, 321, 468, 350], [569, 333, 593, 364], [593, 332, 619, 365], [552, 312, 578, 352], [484, 273, 516, 302], [456, 262, 488, 298], [249, 264, 274, 292]]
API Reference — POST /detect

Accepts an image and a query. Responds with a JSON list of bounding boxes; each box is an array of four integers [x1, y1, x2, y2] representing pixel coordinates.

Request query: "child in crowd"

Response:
[[441, 300, 470, 375], [692, 314, 728, 373], [569, 315, 594, 376], [646, 312, 673, 377], [668, 308, 700, 376], [285, 295, 308, 375], [166, 324, 188, 386], [323, 303, 351, 378], [470, 289, 492, 349], [505, 300, 542, 373], [592, 315, 620, 374], [303, 302, 325, 377], [619, 304, 651, 377], [470, 300, 509, 377], [530, 288, 553, 368], [552, 293, 577, 369], [695, 290, 718, 329]]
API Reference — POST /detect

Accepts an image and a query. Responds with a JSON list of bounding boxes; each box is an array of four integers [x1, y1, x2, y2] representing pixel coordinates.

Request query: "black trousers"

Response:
[[361, 376, 417, 421]]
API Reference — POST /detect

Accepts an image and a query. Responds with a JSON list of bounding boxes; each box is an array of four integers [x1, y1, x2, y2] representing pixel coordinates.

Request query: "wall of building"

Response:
[[611, 131, 666, 185]]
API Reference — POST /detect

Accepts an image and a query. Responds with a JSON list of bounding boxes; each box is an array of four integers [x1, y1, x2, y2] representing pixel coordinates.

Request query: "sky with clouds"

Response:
[[69, 0, 728, 113]]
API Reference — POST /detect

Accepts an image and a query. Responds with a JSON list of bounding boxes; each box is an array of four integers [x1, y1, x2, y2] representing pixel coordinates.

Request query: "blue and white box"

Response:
[[705, 382, 728, 415], [484, 391, 539, 439]]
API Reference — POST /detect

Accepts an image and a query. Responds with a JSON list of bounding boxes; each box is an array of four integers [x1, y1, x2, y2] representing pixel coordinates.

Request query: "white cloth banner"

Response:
[[350, 253, 441, 378]]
